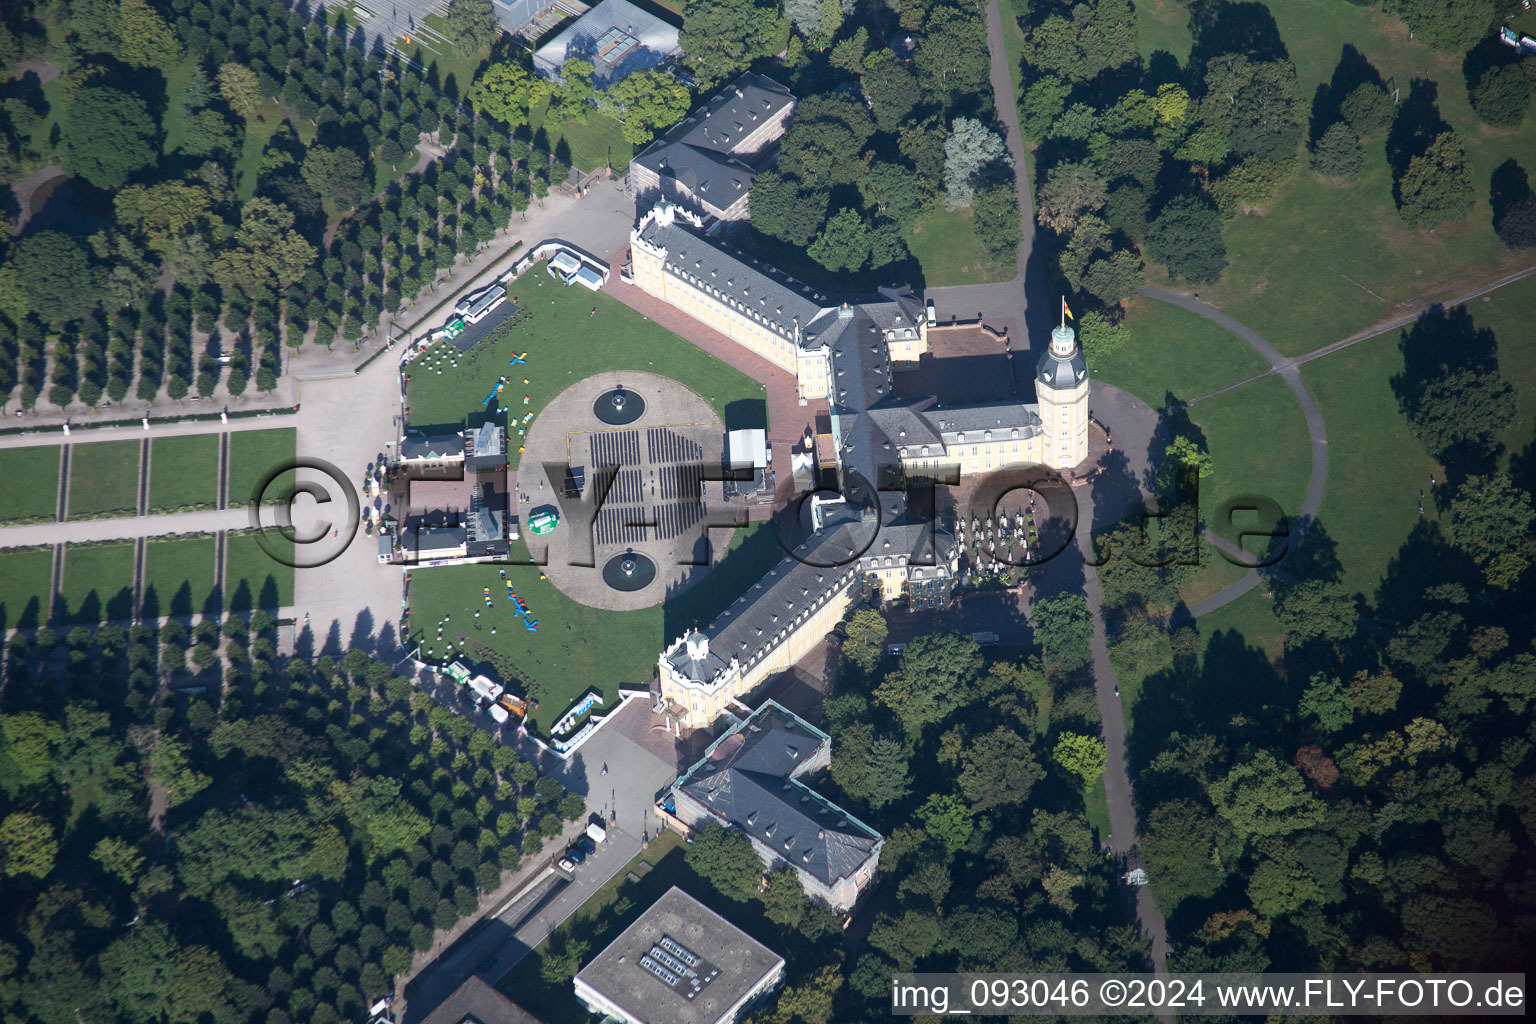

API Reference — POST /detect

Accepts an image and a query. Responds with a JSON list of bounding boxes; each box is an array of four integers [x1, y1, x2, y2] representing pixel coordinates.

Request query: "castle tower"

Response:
[[1034, 321, 1090, 470]]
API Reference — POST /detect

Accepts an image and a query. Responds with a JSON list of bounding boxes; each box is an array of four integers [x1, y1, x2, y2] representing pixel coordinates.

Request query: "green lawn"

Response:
[[56, 542, 136, 625], [225, 531, 296, 611], [1194, 584, 1285, 664], [1469, 274, 1536, 454], [1294, 273, 1536, 600], [149, 434, 220, 512], [1136, 0, 1194, 64], [233, 99, 284, 202], [0, 547, 55, 630], [67, 440, 142, 519], [159, 55, 198, 155], [0, 446, 61, 524], [907, 206, 1014, 287], [407, 521, 783, 736], [405, 272, 766, 469], [528, 98, 634, 175], [1188, 373, 1313, 532], [415, 13, 491, 97], [227, 428, 297, 507], [1093, 295, 1272, 409], [1082, 775, 1111, 841], [1193, 0, 1536, 356], [141, 536, 218, 619]]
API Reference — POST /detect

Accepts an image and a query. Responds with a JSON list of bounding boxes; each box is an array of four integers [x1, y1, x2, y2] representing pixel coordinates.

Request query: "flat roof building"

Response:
[[532, 0, 680, 87], [573, 887, 784, 1024], [401, 432, 466, 464]]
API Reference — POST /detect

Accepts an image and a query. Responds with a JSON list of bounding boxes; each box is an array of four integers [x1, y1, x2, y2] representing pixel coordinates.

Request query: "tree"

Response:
[[915, 4, 991, 106], [1020, 75, 1071, 143], [1403, 367, 1517, 462], [92, 836, 145, 884], [749, 171, 828, 246], [917, 792, 973, 851], [1145, 197, 1227, 285], [760, 866, 808, 930], [1470, 65, 1530, 129], [1030, 593, 1092, 676], [1141, 798, 1236, 908], [148, 737, 211, 806], [1078, 309, 1128, 359], [443, 0, 501, 50], [679, 0, 786, 91], [0, 811, 57, 878], [875, 632, 983, 735], [302, 146, 369, 209], [957, 727, 1043, 808], [213, 197, 317, 292], [1274, 580, 1357, 649], [1310, 121, 1363, 179], [180, 108, 239, 158], [1293, 745, 1340, 789], [808, 208, 871, 272], [117, 0, 183, 68], [1444, 473, 1535, 572], [841, 608, 888, 673], [778, 95, 876, 188], [972, 183, 1021, 269], [1397, 131, 1475, 228], [63, 84, 158, 189], [1199, 56, 1303, 162], [942, 116, 1010, 208], [1299, 673, 1353, 732], [1339, 81, 1393, 134], [684, 822, 762, 901], [217, 63, 261, 121], [468, 63, 552, 130], [768, 963, 841, 1024], [1208, 751, 1324, 844], [1389, 0, 1496, 52], [6, 231, 101, 323], [603, 71, 691, 146], [550, 59, 596, 125], [1037, 161, 1107, 233], [1052, 732, 1107, 786], [1496, 194, 1536, 250], [860, 51, 918, 133]]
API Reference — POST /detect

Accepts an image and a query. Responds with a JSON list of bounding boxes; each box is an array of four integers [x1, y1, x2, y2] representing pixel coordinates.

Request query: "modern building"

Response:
[[573, 886, 784, 1024], [628, 74, 796, 222], [456, 284, 508, 325], [464, 420, 508, 473], [531, 0, 680, 87], [638, 201, 1090, 728], [667, 701, 883, 911]]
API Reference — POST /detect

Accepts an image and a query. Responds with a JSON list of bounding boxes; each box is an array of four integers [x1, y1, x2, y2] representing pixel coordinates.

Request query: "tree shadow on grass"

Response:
[[1309, 44, 1388, 143], [1489, 158, 1532, 231], [1187, 0, 1289, 72], [1385, 78, 1450, 183]]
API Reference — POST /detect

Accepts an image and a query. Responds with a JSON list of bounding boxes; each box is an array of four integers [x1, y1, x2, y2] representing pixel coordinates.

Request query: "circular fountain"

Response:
[[593, 384, 645, 425], [601, 550, 657, 592]]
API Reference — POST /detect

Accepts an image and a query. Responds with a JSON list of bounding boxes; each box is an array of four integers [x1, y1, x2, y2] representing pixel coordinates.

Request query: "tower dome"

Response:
[[1037, 324, 1088, 391], [685, 631, 710, 661]]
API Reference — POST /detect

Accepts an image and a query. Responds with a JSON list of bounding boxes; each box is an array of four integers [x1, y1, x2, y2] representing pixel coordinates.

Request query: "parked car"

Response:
[[577, 836, 597, 856], [566, 845, 587, 864]]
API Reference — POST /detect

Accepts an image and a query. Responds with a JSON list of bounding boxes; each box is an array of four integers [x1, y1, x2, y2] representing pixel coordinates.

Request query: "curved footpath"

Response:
[[1138, 287, 1330, 619]]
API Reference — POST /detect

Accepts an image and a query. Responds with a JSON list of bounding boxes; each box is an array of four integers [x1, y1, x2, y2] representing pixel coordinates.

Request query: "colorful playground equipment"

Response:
[[509, 352, 528, 366], [483, 588, 492, 606], [483, 377, 508, 406], [505, 582, 539, 630]]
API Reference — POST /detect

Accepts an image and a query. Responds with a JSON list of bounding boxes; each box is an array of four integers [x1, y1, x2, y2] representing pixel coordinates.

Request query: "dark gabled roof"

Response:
[[401, 433, 464, 461], [637, 216, 828, 346], [867, 397, 944, 448], [675, 702, 881, 886], [663, 526, 862, 686], [419, 975, 547, 1024], [667, 73, 794, 154], [635, 143, 756, 205]]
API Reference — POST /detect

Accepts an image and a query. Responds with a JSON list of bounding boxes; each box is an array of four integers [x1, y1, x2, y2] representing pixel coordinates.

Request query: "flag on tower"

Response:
[[1062, 297, 1074, 322]]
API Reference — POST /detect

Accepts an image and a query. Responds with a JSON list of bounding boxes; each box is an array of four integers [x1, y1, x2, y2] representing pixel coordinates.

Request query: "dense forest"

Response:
[[524, 624, 1147, 1021], [1014, 0, 1534, 356], [0, 615, 583, 1024], [0, 0, 626, 414]]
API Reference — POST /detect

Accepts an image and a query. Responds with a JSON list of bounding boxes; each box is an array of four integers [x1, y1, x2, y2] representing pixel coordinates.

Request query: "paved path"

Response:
[[1175, 262, 1536, 410], [923, 0, 1038, 344], [0, 507, 251, 547], [1139, 287, 1329, 620]]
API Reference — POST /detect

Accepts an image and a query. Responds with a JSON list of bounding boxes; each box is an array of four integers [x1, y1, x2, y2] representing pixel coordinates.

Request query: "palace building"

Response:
[[634, 203, 1090, 731]]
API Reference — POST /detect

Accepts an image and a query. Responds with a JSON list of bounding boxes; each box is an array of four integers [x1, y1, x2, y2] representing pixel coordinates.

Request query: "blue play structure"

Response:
[[505, 582, 539, 630]]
